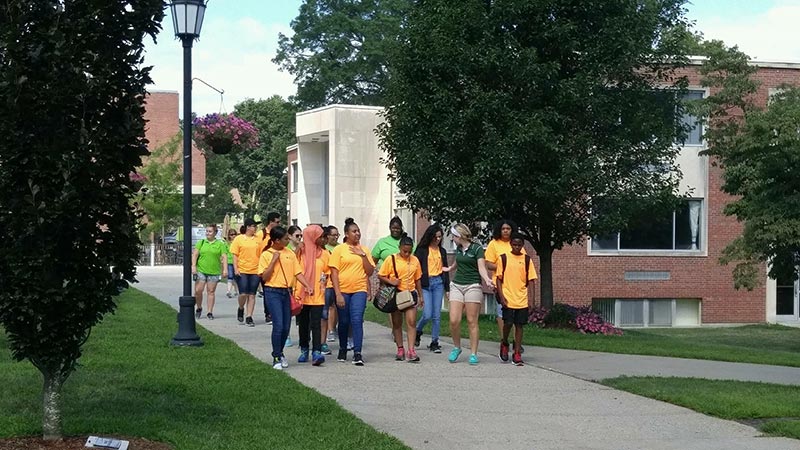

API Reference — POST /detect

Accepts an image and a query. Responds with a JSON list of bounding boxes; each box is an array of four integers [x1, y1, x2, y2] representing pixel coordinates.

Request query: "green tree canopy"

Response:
[[223, 96, 298, 217], [274, 0, 410, 108], [140, 133, 182, 241], [0, 0, 163, 438], [379, 0, 695, 307], [695, 41, 800, 289]]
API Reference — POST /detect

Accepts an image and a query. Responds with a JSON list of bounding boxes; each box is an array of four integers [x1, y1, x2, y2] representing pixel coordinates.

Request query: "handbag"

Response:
[[372, 255, 400, 313], [277, 252, 303, 317], [395, 290, 415, 311]]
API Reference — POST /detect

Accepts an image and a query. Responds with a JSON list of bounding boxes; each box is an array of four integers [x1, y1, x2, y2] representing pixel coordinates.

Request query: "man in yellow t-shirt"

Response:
[[495, 233, 537, 367]]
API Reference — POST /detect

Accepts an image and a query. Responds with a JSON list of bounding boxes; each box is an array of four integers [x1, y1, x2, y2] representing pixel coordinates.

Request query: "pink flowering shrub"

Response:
[[192, 113, 259, 155], [528, 303, 623, 336]]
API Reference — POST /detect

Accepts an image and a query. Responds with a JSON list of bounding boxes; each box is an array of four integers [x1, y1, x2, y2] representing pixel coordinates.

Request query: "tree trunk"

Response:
[[42, 371, 64, 440], [538, 245, 554, 308]]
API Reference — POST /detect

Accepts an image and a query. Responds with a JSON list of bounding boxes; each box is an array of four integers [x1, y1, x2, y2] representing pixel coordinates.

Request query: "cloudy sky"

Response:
[[142, 0, 800, 116]]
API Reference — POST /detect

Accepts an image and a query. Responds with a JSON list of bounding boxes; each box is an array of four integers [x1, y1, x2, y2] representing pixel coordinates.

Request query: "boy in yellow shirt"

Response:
[[495, 233, 537, 366]]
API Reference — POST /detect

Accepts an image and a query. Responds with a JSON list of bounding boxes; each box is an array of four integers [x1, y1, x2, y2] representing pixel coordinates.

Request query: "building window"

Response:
[[680, 90, 704, 145], [592, 200, 703, 252], [593, 298, 701, 327], [291, 162, 298, 193]]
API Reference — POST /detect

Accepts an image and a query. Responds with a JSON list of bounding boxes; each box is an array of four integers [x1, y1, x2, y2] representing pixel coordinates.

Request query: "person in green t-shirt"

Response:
[[446, 223, 492, 365], [191, 224, 228, 320], [372, 217, 407, 333], [224, 229, 238, 298]]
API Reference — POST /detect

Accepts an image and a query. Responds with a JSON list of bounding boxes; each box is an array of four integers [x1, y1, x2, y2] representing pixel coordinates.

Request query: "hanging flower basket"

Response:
[[192, 113, 259, 156]]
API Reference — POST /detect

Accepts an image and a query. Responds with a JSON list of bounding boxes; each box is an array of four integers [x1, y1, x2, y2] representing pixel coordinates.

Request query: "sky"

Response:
[[142, 0, 800, 116]]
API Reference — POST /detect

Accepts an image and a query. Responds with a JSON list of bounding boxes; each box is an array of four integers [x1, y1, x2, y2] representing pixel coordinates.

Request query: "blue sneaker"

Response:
[[448, 347, 462, 363], [469, 353, 479, 365], [312, 350, 325, 366], [285, 337, 294, 347], [320, 343, 331, 355], [298, 348, 309, 363]]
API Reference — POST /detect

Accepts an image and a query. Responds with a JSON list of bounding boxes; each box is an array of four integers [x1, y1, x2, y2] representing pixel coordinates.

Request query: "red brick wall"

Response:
[[143, 91, 205, 188], [548, 65, 800, 324]]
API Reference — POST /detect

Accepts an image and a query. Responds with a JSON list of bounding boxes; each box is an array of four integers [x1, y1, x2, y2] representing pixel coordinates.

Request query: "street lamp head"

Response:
[[169, 0, 207, 39]]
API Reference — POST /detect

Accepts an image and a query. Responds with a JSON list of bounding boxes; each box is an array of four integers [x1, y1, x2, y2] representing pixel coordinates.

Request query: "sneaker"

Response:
[[272, 356, 282, 370], [285, 337, 294, 348], [226, 292, 233, 298], [469, 353, 479, 365], [511, 340, 525, 354], [237, 307, 244, 323], [326, 333, 336, 343], [257, 291, 263, 298], [265, 315, 272, 325], [352, 353, 364, 366], [395, 347, 405, 361], [245, 316, 254, 327], [407, 349, 420, 363], [414, 331, 422, 348], [512, 352, 523, 366], [500, 341, 510, 363], [298, 348, 309, 363], [321, 343, 331, 355], [448, 347, 462, 363], [337, 349, 348, 362], [428, 340, 442, 353], [347, 339, 354, 351], [195, 308, 202, 319], [280, 354, 289, 368], [312, 350, 325, 366], [206, 312, 214, 320]]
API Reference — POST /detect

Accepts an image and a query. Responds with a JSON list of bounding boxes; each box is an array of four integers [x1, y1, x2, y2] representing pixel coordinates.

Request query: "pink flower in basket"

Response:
[[192, 113, 259, 155]]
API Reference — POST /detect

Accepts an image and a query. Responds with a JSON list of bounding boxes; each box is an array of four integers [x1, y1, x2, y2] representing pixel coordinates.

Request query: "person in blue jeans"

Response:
[[258, 226, 312, 370], [414, 224, 452, 352], [329, 218, 375, 366]]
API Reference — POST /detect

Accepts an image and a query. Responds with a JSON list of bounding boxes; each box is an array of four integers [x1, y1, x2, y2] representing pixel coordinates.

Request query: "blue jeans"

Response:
[[417, 275, 444, 341], [265, 287, 291, 358], [336, 291, 367, 353], [321, 287, 335, 320]]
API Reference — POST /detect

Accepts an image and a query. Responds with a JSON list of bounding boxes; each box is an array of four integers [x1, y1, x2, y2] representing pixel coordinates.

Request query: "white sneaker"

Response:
[[347, 339, 354, 351], [272, 357, 282, 370], [280, 355, 289, 368]]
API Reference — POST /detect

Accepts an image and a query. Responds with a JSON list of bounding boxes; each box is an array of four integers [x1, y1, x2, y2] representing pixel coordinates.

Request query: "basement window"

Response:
[[592, 298, 701, 327]]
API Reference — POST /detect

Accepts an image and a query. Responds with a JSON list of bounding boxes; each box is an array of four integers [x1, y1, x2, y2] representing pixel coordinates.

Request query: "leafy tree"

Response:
[[694, 41, 800, 289], [223, 96, 298, 216], [0, 0, 163, 438], [139, 133, 183, 242], [193, 154, 243, 225], [379, 0, 694, 307], [274, 0, 410, 108]]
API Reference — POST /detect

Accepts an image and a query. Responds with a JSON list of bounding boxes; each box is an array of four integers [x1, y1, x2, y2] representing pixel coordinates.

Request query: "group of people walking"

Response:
[[191, 214, 538, 369]]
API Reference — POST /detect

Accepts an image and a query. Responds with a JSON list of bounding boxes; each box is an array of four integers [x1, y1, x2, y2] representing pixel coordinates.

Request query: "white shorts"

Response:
[[449, 283, 483, 303]]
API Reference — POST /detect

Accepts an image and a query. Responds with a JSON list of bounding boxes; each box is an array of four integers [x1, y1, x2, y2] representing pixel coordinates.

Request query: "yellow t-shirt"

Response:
[[297, 251, 329, 306], [378, 254, 422, 292], [258, 247, 302, 288], [496, 253, 538, 309], [230, 234, 262, 274], [329, 244, 374, 293], [427, 247, 443, 276], [484, 239, 526, 265]]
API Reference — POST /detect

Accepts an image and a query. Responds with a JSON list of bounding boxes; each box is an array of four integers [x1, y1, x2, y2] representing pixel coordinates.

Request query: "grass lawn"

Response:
[[364, 307, 800, 367], [0, 289, 408, 450], [602, 376, 800, 440]]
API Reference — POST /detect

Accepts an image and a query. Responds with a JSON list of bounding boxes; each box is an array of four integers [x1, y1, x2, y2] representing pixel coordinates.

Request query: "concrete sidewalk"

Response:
[[135, 266, 800, 450]]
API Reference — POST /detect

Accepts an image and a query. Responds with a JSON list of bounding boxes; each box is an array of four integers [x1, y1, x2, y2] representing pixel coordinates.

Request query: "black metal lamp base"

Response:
[[170, 295, 203, 346]]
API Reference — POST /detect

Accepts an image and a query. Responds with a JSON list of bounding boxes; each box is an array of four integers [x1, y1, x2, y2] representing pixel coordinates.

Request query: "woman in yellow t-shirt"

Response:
[[378, 236, 424, 362], [296, 225, 330, 366], [229, 218, 263, 327], [259, 226, 312, 370], [329, 217, 374, 366]]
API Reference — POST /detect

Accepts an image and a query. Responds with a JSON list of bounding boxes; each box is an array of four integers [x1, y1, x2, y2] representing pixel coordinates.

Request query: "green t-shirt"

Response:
[[225, 241, 234, 266], [452, 243, 485, 285], [371, 235, 401, 270], [196, 239, 226, 275], [325, 244, 338, 253]]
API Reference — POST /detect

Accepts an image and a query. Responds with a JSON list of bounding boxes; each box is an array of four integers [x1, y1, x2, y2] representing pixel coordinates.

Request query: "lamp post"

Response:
[[169, 0, 207, 347]]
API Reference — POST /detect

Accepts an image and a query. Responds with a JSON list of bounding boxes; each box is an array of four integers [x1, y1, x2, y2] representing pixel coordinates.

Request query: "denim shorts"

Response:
[[196, 273, 221, 283], [227, 264, 235, 280], [236, 273, 261, 295]]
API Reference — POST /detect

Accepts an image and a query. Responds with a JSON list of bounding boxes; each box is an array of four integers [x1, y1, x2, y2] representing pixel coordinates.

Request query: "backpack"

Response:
[[499, 253, 531, 282]]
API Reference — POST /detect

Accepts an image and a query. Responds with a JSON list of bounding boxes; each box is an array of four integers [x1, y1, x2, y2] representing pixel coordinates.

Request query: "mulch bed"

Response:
[[0, 437, 172, 450]]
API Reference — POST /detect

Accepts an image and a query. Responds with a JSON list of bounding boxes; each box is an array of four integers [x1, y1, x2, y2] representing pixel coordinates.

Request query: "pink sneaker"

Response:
[[407, 349, 420, 363], [395, 347, 405, 361]]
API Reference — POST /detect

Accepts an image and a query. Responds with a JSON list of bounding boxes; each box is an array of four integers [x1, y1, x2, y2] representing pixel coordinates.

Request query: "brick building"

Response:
[[143, 90, 206, 194], [287, 60, 800, 326]]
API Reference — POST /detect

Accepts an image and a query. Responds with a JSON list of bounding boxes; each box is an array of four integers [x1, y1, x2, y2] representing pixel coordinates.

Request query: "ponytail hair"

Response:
[[264, 226, 287, 251], [399, 236, 414, 247]]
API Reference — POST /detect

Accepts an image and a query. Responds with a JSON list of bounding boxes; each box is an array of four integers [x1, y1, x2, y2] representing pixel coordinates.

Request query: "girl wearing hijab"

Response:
[[296, 225, 329, 366]]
